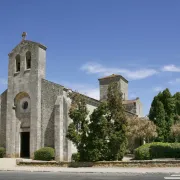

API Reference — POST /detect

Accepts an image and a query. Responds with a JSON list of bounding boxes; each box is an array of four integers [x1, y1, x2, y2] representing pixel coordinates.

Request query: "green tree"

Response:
[[149, 95, 161, 123], [106, 82, 128, 160], [67, 82, 128, 161], [155, 101, 166, 141], [86, 102, 110, 161], [66, 92, 89, 161], [86, 82, 128, 161], [173, 92, 180, 123], [160, 89, 175, 141], [149, 88, 175, 142]]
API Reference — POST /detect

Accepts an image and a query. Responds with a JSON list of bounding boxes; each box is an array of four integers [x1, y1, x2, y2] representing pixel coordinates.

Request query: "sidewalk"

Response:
[[1, 158, 180, 174], [2, 166, 180, 174]]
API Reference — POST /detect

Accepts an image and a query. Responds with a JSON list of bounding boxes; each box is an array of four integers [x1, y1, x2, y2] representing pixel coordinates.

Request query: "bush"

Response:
[[71, 153, 80, 162], [134, 142, 180, 160], [0, 147, 5, 158], [34, 147, 55, 161], [134, 143, 152, 160]]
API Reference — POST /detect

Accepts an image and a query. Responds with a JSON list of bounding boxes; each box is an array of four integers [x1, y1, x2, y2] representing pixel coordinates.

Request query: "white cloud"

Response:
[[162, 65, 180, 72], [153, 86, 163, 92], [58, 81, 99, 100], [168, 78, 180, 84], [81, 62, 158, 80], [84, 88, 99, 100]]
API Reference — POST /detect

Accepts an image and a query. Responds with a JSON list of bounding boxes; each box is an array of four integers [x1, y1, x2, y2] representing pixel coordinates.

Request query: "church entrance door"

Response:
[[20, 132, 30, 158]]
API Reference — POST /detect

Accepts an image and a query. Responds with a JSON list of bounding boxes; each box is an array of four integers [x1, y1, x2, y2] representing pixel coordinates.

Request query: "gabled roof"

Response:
[[8, 40, 47, 56]]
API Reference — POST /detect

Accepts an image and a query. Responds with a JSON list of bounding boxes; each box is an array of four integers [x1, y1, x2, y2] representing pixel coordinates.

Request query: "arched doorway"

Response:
[[14, 92, 31, 158]]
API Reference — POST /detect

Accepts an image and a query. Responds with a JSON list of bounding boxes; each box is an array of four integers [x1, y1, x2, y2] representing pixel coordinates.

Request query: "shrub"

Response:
[[134, 143, 152, 160], [34, 147, 55, 161], [134, 142, 180, 160], [0, 147, 5, 158], [150, 142, 171, 159], [71, 153, 80, 162]]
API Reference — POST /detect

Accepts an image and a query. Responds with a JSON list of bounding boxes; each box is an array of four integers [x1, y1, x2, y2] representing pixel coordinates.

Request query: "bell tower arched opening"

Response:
[[15, 54, 20, 72], [26, 51, 31, 69]]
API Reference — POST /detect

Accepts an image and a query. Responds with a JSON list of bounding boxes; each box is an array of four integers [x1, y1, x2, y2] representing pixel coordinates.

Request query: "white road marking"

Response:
[[164, 174, 180, 179]]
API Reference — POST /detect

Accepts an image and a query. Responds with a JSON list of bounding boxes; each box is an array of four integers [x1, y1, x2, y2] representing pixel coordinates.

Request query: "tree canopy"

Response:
[[66, 82, 128, 161], [149, 88, 177, 142]]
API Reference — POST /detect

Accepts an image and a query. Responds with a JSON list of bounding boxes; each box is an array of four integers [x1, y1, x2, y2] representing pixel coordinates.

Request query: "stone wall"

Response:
[[123, 99, 143, 117], [0, 90, 7, 148], [41, 79, 63, 148], [124, 103, 136, 115], [120, 78, 128, 100], [135, 98, 143, 117]]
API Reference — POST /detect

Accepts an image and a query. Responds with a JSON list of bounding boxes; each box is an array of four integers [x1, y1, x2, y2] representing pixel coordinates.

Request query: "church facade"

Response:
[[0, 34, 143, 161]]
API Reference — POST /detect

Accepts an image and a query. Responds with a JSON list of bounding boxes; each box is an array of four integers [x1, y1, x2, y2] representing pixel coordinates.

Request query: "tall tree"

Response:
[[173, 92, 180, 123], [149, 95, 161, 123], [149, 88, 175, 142], [106, 82, 128, 160], [66, 92, 89, 161], [161, 89, 175, 141], [67, 82, 128, 161], [155, 101, 166, 141], [86, 102, 110, 161]]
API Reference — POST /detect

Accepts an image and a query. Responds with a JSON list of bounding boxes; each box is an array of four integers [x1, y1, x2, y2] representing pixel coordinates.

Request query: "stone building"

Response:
[[0, 34, 143, 161]]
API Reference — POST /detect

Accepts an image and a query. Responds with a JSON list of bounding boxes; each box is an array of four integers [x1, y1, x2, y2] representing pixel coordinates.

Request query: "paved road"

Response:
[[0, 172, 179, 180]]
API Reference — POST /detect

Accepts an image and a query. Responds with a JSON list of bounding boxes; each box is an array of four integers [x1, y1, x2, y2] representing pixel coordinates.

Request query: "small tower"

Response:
[[98, 74, 128, 101]]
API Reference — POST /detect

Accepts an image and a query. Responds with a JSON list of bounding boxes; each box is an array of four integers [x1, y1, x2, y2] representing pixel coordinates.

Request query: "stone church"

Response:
[[0, 33, 143, 161]]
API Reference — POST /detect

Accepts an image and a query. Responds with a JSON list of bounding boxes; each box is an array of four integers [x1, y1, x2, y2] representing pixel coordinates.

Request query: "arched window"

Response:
[[16, 54, 20, 72], [26, 51, 31, 69]]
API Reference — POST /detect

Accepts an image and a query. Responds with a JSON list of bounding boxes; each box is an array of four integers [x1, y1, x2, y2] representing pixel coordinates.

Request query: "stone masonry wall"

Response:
[[0, 90, 7, 148], [99, 77, 128, 101], [120, 78, 128, 100], [41, 79, 63, 148]]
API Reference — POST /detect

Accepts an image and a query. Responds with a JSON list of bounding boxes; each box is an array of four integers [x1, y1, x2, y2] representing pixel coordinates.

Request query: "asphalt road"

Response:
[[0, 172, 178, 180]]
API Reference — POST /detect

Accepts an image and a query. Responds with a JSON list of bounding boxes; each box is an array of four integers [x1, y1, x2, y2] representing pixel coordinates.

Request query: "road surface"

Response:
[[0, 172, 179, 180]]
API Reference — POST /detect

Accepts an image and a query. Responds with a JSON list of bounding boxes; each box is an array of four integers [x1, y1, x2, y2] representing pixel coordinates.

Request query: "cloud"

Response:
[[153, 86, 163, 92], [162, 65, 180, 72], [168, 78, 180, 85], [58, 81, 99, 100], [84, 88, 99, 100], [0, 78, 7, 85], [81, 62, 158, 80]]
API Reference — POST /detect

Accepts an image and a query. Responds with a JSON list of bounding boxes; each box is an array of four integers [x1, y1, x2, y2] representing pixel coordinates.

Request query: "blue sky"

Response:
[[0, 0, 180, 115]]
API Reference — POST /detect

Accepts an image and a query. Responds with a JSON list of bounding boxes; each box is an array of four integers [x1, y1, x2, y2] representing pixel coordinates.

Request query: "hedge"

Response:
[[34, 147, 55, 161], [72, 153, 80, 162], [135, 142, 180, 160], [0, 147, 5, 158]]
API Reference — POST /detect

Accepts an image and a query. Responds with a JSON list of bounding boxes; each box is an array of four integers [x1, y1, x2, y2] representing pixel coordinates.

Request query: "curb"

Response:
[[0, 168, 180, 174]]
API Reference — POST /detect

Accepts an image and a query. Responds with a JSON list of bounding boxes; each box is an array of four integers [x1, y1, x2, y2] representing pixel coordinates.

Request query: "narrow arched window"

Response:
[[16, 54, 20, 72], [26, 51, 31, 69]]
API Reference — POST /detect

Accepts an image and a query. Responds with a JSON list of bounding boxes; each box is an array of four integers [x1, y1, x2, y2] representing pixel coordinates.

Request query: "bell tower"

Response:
[[98, 74, 128, 101], [6, 33, 47, 158]]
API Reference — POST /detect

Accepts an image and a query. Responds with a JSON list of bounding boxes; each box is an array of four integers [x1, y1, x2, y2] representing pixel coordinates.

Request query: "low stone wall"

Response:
[[17, 159, 180, 167]]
